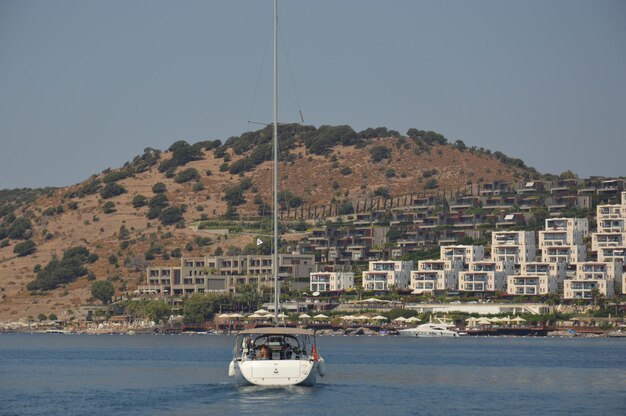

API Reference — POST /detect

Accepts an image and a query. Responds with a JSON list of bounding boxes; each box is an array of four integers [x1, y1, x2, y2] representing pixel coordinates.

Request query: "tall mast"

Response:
[[272, 0, 279, 324]]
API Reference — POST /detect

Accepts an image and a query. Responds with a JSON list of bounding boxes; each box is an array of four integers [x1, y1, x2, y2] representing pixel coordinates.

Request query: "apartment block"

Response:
[[539, 217, 588, 248], [458, 261, 513, 293], [410, 259, 462, 293], [440, 245, 484, 264], [362, 260, 413, 291], [491, 231, 536, 263], [309, 272, 354, 292], [507, 262, 566, 296], [541, 245, 586, 264], [139, 253, 315, 295], [537, 217, 587, 264], [563, 261, 622, 300], [597, 246, 626, 263]]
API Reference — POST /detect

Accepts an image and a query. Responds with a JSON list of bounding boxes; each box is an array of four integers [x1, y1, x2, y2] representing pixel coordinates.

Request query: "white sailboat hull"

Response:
[[232, 359, 318, 386]]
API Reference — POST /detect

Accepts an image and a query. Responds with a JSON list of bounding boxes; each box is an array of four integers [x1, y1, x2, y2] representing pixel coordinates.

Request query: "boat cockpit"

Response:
[[233, 328, 317, 362]]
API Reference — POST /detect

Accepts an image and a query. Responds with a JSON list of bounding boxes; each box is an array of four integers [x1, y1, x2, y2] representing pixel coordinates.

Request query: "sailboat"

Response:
[[228, 0, 326, 387]]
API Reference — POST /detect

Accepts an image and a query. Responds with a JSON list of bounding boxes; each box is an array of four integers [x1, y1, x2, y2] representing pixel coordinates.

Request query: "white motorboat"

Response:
[[229, 327, 326, 386], [228, 0, 325, 387], [397, 323, 463, 337]]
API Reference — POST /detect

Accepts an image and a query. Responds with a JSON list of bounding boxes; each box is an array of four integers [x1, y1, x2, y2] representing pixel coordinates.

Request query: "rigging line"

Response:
[[277, 17, 304, 121], [247, 25, 273, 128]]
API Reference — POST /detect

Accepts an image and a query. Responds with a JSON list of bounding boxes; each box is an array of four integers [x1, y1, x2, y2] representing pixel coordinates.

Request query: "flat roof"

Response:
[[237, 327, 315, 336]]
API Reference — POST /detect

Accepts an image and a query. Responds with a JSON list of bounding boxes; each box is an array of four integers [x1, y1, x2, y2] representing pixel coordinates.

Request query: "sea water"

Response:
[[1, 334, 625, 415]]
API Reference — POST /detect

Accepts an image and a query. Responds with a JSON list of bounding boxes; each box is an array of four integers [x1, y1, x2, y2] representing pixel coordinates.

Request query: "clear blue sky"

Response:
[[1, 0, 625, 189]]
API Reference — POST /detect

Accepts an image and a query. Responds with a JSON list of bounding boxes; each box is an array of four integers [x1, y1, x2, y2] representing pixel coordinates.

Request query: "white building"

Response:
[[538, 217, 587, 248], [597, 246, 626, 263], [309, 272, 354, 292], [362, 260, 413, 291], [440, 245, 484, 263], [458, 261, 513, 293], [563, 261, 622, 300], [491, 230, 536, 263], [507, 262, 566, 296], [592, 196, 626, 252], [411, 259, 462, 293], [538, 217, 587, 264]]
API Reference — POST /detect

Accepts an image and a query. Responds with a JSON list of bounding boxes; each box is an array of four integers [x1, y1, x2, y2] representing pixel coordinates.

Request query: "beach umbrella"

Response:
[[371, 315, 388, 321], [277, 313, 288, 318], [353, 315, 370, 320], [298, 313, 311, 319], [406, 316, 422, 322], [229, 313, 244, 319], [393, 317, 407, 322], [314, 314, 329, 319], [248, 313, 262, 318], [511, 316, 526, 323], [218, 313, 231, 319], [340, 315, 355, 320], [254, 309, 270, 315], [476, 318, 492, 325]]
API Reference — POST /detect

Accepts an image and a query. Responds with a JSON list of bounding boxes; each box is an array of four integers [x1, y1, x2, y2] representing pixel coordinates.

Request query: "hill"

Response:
[[0, 125, 541, 321]]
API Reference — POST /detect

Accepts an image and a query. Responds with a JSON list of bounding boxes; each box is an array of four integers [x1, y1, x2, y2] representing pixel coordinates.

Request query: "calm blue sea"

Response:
[[0, 334, 625, 416]]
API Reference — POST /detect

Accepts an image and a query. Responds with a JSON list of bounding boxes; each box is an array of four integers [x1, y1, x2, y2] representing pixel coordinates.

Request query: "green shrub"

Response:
[[8, 217, 32, 240], [158, 140, 203, 172], [340, 166, 352, 175], [14, 240, 36, 257], [374, 187, 389, 198], [27, 246, 91, 291], [102, 201, 116, 214], [158, 206, 184, 225], [385, 168, 396, 178], [192, 181, 204, 192], [369, 145, 391, 162], [301, 125, 360, 155], [152, 182, 167, 194], [131, 194, 147, 208], [99, 183, 126, 199], [146, 207, 161, 219], [148, 194, 168, 209], [103, 168, 134, 183], [424, 179, 439, 189]]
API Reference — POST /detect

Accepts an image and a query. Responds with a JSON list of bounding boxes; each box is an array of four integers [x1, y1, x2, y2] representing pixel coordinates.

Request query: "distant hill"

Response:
[[0, 125, 541, 321]]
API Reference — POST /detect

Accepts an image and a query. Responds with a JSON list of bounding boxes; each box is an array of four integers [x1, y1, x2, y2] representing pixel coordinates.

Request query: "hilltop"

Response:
[[0, 125, 541, 321]]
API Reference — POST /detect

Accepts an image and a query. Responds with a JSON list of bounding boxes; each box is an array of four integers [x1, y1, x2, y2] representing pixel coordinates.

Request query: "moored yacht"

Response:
[[397, 323, 463, 337]]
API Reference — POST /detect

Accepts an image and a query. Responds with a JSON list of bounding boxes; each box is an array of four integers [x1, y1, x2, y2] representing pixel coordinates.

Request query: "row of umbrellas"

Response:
[[217, 310, 423, 323], [466, 316, 527, 326]]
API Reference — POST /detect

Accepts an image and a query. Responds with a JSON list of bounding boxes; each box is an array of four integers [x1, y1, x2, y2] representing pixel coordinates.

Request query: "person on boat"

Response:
[[255, 344, 270, 360]]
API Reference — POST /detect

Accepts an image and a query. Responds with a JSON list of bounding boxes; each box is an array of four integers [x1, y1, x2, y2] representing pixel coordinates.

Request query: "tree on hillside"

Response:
[[14, 240, 36, 257], [91, 280, 115, 305], [99, 183, 126, 199], [152, 182, 167, 194]]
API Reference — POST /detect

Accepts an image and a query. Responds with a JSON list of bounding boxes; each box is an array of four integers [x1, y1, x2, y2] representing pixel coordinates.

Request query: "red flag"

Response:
[[311, 345, 318, 361]]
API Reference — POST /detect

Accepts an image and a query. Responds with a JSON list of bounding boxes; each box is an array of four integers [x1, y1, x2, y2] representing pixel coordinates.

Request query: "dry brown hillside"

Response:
[[0, 129, 539, 321]]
